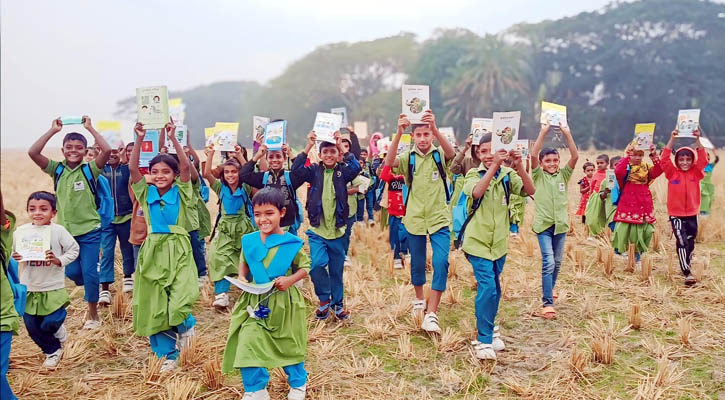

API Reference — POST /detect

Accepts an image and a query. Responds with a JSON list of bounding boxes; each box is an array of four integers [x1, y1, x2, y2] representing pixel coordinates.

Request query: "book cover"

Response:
[[136, 86, 169, 129], [253, 116, 270, 142], [60, 116, 84, 125], [224, 276, 274, 295], [676, 109, 700, 138], [471, 118, 493, 145], [514, 139, 530, 160], [634, 123, 655, 150], [330, 107, 348, 128], [700, 137, 715, 150], [313, 112, 343, 144], [97, 120, 123, 148], [168, 97, 186, 125], [264, 120, 286, 150], [168, 125, 188, 154], [15, 224, 51, 262], [353, 121, 368, 139], [606, 170, 617, 190], [214, 122, 239, 151], [397, 133, 411, 154], [540, 101, 567, 127], [438, 127, 456, 146], [138, 129, 160, 167], [492, 111, 521, 152], [205, 127, 217, 147], [401, 84, 429, 124]]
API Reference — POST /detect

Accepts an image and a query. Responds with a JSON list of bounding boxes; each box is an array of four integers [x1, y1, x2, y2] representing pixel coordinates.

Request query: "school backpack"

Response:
[[405, 149, 451, 205], [453, 170, 511, 249], [54, 163, 114, 229], [5, 258, 27, 317], [263, 171, 304, 232]]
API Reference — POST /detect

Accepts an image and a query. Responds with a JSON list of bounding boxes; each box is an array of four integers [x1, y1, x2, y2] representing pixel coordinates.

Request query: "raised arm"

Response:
[[530, 123, 550, 171], [28, 118, 63, 170], [203, 145, 218, 187], [560, 123, 578, 170], [471, 151, 506, 199], [165, 122, 190, 182], [423, 110, 455, 161], [510, 149, 535, 196], [83, 116, 111, 169], [129, 123, 146, 184], [385, 114, 410, 168]]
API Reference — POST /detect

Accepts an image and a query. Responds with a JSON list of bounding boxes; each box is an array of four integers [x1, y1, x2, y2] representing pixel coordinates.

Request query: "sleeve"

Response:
[[341, 153, 361, 183], [531, 166, 542, 185], [379, 165, 394, 183], [211, 180, 222, 195], [176, 179, 194, 205], [461, 168, 479, 197], [614, 157, 629, 181], [648, 158, 663, 181], [393, 151, 410, 182], [695, 147, 708, 171], [560, 165, 574, 183], [239, 161, 264, 189], [56, 226, 80, 267], [509, 170, 526, 197], [659, 148, 676, 179], [449, 151, 467, 175], [43, 159, 60, 177], [131, 179, 148, 206], [290, 152, 307, 171], [88, 160, 103, 179], [293, 247, 311, 272]]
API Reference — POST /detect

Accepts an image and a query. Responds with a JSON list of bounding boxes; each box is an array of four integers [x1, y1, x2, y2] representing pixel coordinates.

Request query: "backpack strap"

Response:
[[53, 164, 65, 192], [454, 169, 486, 248], [262, 171, 270, 186], [431, 150, 451, 203], [502, 173, 511, 206], [283, 171, 292, 188], [81, 164, 101, 209]]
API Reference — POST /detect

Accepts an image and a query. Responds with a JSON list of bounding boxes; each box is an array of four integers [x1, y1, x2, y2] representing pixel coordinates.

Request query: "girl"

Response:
[[204, 144, 255, 309], [585, 155, 617, 236], [575, 161, 595, 223], [222, 188, 310, 400], [700, 151, 719, 216], [129, 122, 199, 372]]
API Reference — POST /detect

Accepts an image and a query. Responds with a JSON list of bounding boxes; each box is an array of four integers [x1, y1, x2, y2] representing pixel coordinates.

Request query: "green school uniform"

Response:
[[347, 175, 365, 218], [113, 214, 132, 224], [700, 166, 715, 214], [394, 146, 451, 236], [44, 160, 102, 236], [208, 181, 255, 283], [1, 212, 19, 334], [182, 179, 200, 233], [531, 165, 573, 235], [508, 193, 526, 226], [461, 166, 525, 260], [196, 181, 212, 239], [310, 169, 346, 240], [24, 289, 70, 316], [131, 179, 199, 337]]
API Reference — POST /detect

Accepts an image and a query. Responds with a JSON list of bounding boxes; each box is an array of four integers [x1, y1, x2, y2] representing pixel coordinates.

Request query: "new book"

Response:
[[264, 120, 286, 151], [313, 112, 343, 144], [60, 116, 84, 125], [353, 121, 368, 139], [676, 109, 700, 138], [15, 224, 51, 262], [214, 122, 239, 151], [138, 129, 160, 167], [253, 116, 270, 142], [205, 127, 217, 147], [97, 120, 123, 148], [402, 84, 429, 124], [540, 101, 567, 127], [330, 107, 348, 128], [471, 118, 493, 145], [168, 125, 188, 154], [492, 111, 521, 152], [168, 98, 186, 125], [634, 123, 655, 150], [515, 139, 530, 160], [438, 127, 456, 146], [136, 86, 169, 129]]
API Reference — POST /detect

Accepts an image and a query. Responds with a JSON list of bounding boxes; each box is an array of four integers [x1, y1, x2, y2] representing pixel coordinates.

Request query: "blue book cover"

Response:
[[264, 120, 286, 150]]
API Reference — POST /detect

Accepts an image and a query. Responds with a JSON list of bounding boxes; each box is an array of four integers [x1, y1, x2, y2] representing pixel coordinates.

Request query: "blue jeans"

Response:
[[536, 226, 566, 306], [365, 190, 375, 220], [356, 198, 365, 222], [100, 220, 135, 282], [66, 228, 101, 303], [148, 314, 195, 360], [407, 227, 450, 292], [307, 231, 346, 308], [0, 332, 16, 400], [188, 230, 208, 277], [388, 215, 409, 259], [342, 216, 356, 256], [23, 306, 66, 355], [241, 362, 307, 392], [467, 254, 506, 344]]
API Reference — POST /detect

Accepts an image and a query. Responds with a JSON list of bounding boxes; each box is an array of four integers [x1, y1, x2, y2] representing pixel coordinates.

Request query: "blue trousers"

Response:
[[342, 216, 356, 256], [467, 254, 506, 344], [241, 362, 307, 392], [307, 231, 346, 309], [148, 314, 195, 360], [66, 228, 101, 303], [365, 190, 375, 219], [407, 227, 450, 292], [100, 220, 135, 282], [23, 307, 66, 355], [214, 279, 231, 295], [0, 332, 16, 400], [536, 225, 566, 306], [188, 230, 208, 277], [509, 223, 519, 234], [356, 198, 365, 222], [388, 215, 409, 259]]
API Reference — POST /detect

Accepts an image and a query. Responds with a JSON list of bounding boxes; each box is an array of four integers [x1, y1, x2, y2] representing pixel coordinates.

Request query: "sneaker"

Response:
[[178, 327, 195, 349], [198, 275, 210, 288], [213, 293, 229, 309], [122, 277, 134, 293], [54, 323, 68, 344], [421, 312, 442, 334], [242, 389, 271, 400], [83, 319, 101, 330], [684, 274, 697, 286], [98, 290, 112, 306], [393, 259, 403, 269], [160, 358, 178, 372], [43, 348, 63, 367], [471, 341, 496, 360], [344, 256, 351, 267], [492, 326, 505, 351], [334, 305, 350, 321], [411, 299, 426, 318], [367, 219, 374, 226], [288, 385, 306, 400], [316, 301, 330, 320]]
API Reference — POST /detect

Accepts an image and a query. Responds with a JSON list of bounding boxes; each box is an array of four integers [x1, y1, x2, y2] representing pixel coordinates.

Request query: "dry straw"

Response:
[[630, 303, 642, 330]]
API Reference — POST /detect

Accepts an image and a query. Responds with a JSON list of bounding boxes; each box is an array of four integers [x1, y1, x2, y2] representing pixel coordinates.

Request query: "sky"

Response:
[[1, 0, 615, 148]]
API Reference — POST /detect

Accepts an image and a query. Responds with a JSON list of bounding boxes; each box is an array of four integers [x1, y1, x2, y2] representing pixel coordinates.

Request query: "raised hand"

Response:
[[134, 122, 146, 139]]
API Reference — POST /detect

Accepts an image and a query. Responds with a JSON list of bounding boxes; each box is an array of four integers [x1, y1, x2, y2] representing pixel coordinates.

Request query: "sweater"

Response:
[[16, 223, 79, 292]]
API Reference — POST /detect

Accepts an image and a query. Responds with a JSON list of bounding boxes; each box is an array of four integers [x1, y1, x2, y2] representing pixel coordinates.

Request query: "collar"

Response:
[[243, 232, 304, 263], [148, 185, 179, 205], [412, 145, 437, 157]]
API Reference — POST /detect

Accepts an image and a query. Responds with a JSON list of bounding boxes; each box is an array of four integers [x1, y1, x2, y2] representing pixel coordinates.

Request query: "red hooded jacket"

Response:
[[660, 146, 708, 217]]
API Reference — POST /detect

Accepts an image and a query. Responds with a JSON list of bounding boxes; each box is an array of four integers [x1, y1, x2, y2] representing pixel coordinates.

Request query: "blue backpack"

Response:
[[5, 258, 27, 317], [406, 149, 451, 205], [54, 163, 114, 229], [453, 170, 510, 249], [199, 176, 210, 203], [263, 171, 304, 232]]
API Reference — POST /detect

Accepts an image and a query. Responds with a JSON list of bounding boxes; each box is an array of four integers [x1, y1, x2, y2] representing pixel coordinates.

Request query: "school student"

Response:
[[0, 191, 19, 399], [660, 128, 708, 285], [700, 151, 719, 216], [222, 188, 310, 400], [28, 116, 111, 329], [184, 145, 211, 284], [530, 122, 579, 320], [129, 122, 199, 372], [575, 161, 595, 224], [385, 110, 456, 334], [379, 164, 409, 269], [297, 131, 361, 320], [461, 134, 535, 359], [11, 192, 79, 368]]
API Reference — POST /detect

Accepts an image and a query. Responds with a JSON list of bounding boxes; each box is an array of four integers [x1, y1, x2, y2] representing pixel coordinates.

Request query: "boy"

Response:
[[340, 133, 365, 266], [12, 192, 79, 367], [28, 116, 111, 329], [0, 191, 19, 399], [297, 131, 361, 320], [462, 134, 535, 359], [379, 163, 409, 269], [385, 110, 456, 334]]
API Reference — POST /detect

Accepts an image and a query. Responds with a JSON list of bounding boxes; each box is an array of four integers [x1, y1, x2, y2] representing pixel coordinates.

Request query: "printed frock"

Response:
[[131, 179, 199, 337], [222, 232, 310, 372], [575, 176, 592, 216]]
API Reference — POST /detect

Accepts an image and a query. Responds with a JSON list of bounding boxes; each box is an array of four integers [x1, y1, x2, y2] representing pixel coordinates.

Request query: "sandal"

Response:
[[334, 305, 350, 321], [316, 301, 330, 320], [540, 306, 557, 320]]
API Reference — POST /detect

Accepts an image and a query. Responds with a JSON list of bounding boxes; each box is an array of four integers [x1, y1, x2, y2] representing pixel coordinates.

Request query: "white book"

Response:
[[471, 118, 493, 145], [492, 111, 521, 152], [330, 107, 348, 128], [676, 109, 700, 138], [224, 276, 274, 295], [313, 112, 342, 144], [168, 125, 188, 154], [402, 84, 429, 124], [253, 116, 270, 142], [264, 120, 286, 151], [136, 86, 169, 129], [15, 224, 51, 262]]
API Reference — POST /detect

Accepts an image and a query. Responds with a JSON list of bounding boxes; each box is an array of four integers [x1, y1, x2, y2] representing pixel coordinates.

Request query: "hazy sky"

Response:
[[1, 0, 614, 148]]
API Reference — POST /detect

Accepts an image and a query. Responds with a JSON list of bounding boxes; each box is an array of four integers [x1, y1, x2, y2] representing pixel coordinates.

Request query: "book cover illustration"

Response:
[[471, 118, 493, 145], [264, 120, 286, 150], [313, 112, 343, 144], [676, 109, 700, 138], [634, 123, 655, 150], [540, 101, 567, 127], [492, 111, 521, 151], [401, 84, 429, 124], [330, 107, 348, 128], [168, 125, 188, 154], [138, 129, 160, 167], [97, 120, 123, 148], [15, 224, 51, 262], [136, 86, 169, 129], [214, 122, 239, 151]]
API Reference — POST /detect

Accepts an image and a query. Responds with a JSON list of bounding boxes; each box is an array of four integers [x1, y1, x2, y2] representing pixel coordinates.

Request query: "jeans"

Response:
[[388, 215, 409, 259], [536, 225, 566, 306], [365, 190, 375, 220], [241, 362, 307, 392], [188, 230, 208, 277], [0, 332, 16, 400], [148, 314, 195, 361], [356, 198, 365, 222], [342, 216, 356, 256], [66, 229, 101, 303], [100, 220, 134, 282], [23, 307, 66, 355], [307, 231, 346, 308], [407, 227, 450, 292], [467, 254, 506, 344]]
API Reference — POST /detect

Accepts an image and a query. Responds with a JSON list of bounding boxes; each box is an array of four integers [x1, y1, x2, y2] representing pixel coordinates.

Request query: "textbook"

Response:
[[136, 86, 169, 129], [167, 125, 187, 154], [313, 112, 343, 144], [439, 127, 456, 145], [97, 120, 123, 148], [205, 127, 217, 146], [471, 118, 493, 145], [139, 129, 160, 167], [402, 84, 429, 124], [168, 98, 186, 125], [606, 170, 617, 190], [253, 116, 270, 142], [700, 137, 715, 150], [330, 107, 348, 128], [353, 121, 368, 139], [225, 276, 274, 295], [676, 109, 700, 138], [634, 123, 655, 150], [397, 133, 411, 154], [540, 101, 567, 127], [515, 139, 530, 160], [264, 120, 286, 151], [214, 122, 239, 151], [492, 111, 521, 152], [357, 175, 371, 194], [60, 116, 84, 125], [15, 224, 51, 262]]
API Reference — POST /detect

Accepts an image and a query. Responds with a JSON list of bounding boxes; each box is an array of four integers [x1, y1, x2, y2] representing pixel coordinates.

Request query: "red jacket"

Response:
[[379, 165, 406, 217], [660, 147, 708, 217]]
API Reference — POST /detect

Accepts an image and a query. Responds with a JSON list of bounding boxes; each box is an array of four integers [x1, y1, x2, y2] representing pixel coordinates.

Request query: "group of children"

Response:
[[0, 110, 717, 399]]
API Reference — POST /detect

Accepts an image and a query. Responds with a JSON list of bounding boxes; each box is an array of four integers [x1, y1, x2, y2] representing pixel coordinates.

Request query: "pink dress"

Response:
[[613, 156, 663, 225]]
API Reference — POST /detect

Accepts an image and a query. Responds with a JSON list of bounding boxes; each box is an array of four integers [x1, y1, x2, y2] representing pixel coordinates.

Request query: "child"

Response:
[[1, 191, 19, 399], [340, 133, 365, 267], [222, 188, 310, 400], [575, 161, 595, 223], [379, 164, 409, 269], [129, 122, 199, 372], [461, 134, 535, 359], [184, 145, 211, 285], [355, 153, 372, 224], [585, 155, 616, 236], [28, 116, 111, 329], [502, 156, 527, 237], [11, 192, 79, 368], [297, 131, 361, 320], [204, 145, 256, 309], [84, 147, 98, 163], [611, 142, 662, 270], [385, 110, 456, 333], [700, 151, 719, 216], [530, 122, 579, 319], [660, 129, 708, 285]]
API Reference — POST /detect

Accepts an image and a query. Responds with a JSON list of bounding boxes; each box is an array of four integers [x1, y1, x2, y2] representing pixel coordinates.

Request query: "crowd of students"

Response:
[[0, 112, 717, 400]]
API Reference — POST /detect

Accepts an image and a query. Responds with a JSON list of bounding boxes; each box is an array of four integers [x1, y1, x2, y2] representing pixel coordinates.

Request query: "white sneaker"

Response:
[[411, 299, 426, 318], [178, 327, 195, 349], [198, 275, 210, 288], [54, 324, 68, 343], [421, 312, 442, 334], [404, 254, 411, 267], [43, 348, 63, 367], [242, 389, 271, 400], [288, 385, 306, 400], [492, 326, 505, 351], [344, 256, 351, 267], [98, 290, 112, 306], [122, 277, 134, 293], [160, 358, 178, 372], [213, 293, 229, 309], [471, 341, 496, 360], [83, 319, 101, 330], [393, 259, 403, 269]]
